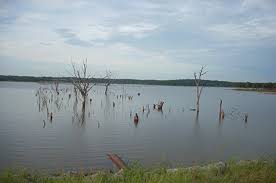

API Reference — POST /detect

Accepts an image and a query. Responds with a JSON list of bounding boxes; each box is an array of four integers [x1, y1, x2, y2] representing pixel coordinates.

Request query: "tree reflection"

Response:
[[134, 120, 139, 127], [104, 95, 111, 121], [72, 100, 86, 126], [71, 90, 93, 127], [193, 112, 200, 136]]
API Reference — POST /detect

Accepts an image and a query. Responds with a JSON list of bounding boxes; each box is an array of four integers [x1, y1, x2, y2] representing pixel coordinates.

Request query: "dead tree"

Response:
[[104, 70, 112, 95], [70, 60, 96, 109], [51, 80, 60, 94], [194, 66, 207, 114], [219, 99, 223, 120]]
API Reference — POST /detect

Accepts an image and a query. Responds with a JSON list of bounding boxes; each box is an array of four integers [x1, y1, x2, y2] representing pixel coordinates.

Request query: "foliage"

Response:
[[1, 160, 276, 183], [1, 75, 276, 89]]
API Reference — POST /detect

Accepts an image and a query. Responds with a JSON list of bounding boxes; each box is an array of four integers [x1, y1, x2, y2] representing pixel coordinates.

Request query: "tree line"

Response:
[[0, 75, 275, 89]]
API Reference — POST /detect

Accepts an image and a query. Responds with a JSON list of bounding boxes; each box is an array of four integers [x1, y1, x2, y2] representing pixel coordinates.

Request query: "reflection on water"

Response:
[[0, 82, 276, 171], [36, 84, 98, 127]]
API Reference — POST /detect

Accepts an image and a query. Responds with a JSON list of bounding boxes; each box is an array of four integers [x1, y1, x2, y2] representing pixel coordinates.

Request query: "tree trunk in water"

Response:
[[219, 99, 222, 119], [82, 96, 86, 110], [196, 99, 200, 113], [82, 101, 85, 109], [105, 85, 108, 95]]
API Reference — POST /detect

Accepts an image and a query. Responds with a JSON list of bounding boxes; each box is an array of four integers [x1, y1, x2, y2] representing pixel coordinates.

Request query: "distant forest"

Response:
[[0, 75, 276, 89]]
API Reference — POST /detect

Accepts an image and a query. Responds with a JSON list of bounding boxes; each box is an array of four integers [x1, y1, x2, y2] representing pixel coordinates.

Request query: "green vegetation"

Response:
[[1, 160, 276, 183], [1, 75, 276, 89]]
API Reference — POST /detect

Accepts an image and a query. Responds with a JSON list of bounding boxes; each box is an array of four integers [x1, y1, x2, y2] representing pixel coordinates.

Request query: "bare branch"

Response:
[[194, 66, 207, 113], [104, 70, 113, 95], [69, 60, 98, 107]]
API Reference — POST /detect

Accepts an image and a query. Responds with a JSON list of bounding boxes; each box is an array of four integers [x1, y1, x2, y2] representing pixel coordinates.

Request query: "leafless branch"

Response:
[[194, 66, 207, 113], [104, 70, 113, 95], [69, 60, 96, 105]]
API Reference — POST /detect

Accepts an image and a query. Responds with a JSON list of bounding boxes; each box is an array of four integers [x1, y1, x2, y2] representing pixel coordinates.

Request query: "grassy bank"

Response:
[[1, 160, 276, 183]]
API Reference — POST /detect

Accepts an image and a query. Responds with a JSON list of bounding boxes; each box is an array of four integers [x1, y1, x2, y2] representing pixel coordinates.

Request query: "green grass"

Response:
[[1, 160, 276, 183]]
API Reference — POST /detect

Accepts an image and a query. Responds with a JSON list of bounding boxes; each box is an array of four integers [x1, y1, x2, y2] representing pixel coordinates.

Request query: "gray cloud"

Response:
[[55, 28, 93, 47], [39, 42, 52, 46], [0, 16, 16, 25], [1, 0, 276, 81]]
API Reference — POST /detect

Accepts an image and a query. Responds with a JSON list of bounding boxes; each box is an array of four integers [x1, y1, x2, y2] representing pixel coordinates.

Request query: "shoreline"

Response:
[[233, 88, 276, 94], [1, 160, 275, 183], [1, 75, 276, 89]]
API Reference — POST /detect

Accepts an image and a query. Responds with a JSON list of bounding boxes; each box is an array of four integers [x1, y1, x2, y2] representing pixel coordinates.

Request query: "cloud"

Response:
[[55, 28, 93, 47], [15, 12, 48, 25], [55, 22, 159, 46], [118, 23, 159, 38], [0, 15, 16, 25], [79, 24, 113, 41], [1, 0, 276, 81], [39, 42, 52, 46], [241, 0, 276, 10], [206, 18, 276, 41]]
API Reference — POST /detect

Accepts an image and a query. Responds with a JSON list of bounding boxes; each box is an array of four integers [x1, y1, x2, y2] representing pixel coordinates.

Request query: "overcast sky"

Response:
[[0, 0, 276, 82]]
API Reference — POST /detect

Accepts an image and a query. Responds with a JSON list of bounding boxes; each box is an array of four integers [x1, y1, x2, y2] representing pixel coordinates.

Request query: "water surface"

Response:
[[0, 82, 276, 171]]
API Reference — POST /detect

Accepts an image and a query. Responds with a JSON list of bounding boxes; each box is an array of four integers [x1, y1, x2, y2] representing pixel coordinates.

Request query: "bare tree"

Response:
[[194, 66, 207, 113], [219, 99, 222, 119], [104, 70, 112, 95], [70, 60, 96, 109], [51, 80, 60, 94]]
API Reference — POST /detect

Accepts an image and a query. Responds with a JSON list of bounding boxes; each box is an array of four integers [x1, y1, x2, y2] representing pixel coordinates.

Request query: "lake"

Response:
[[0, 82, 276, 171]]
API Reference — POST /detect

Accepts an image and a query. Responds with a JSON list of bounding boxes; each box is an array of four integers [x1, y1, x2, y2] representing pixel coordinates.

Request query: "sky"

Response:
[[0, 0, 276, 82]]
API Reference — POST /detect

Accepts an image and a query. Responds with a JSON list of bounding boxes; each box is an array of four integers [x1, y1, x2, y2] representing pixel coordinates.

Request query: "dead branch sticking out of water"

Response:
[[36, 84, 71, 127], [157, 101, 164, 111], [104, 70, 112, 95], [219, 99, 225, 121], [134, 113, 139, 127], [244, 113, 248, 123], [51, 81, 60, 94], [153, 101, 164, 112], [70, 60, 96, 109], [194, 66, 207, 114]]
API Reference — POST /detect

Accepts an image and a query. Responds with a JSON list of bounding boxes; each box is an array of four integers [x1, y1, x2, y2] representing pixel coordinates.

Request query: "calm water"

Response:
[[0, 82, 276, 171]]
